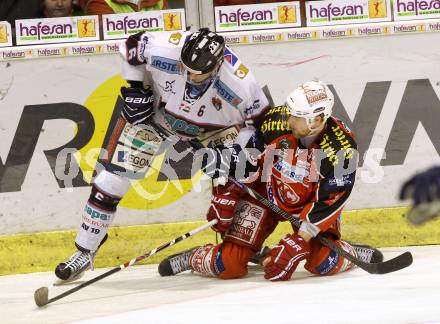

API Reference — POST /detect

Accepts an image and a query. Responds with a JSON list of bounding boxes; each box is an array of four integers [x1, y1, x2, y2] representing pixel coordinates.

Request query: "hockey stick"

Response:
[[226, 177, 413, 274], [101, 116, 127, 164], [148, 121, 413, 275], [34, 219, 217, 307]]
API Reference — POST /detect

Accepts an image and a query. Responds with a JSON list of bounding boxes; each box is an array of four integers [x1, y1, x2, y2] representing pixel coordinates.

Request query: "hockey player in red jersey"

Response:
[[159, 80, 383, 281]]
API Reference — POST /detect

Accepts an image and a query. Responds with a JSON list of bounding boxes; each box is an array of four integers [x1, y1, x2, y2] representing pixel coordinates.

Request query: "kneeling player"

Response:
[[158, 80, 383, 281]]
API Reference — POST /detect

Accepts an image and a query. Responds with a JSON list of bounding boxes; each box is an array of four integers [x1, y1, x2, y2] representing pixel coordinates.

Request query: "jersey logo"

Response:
[[164, 112, 202, 137], [234, 63, 249, 79], [151, 56, 181, 75], [315, 250, 339, 275], [212, 97, 223, 111], [224, 47, 238, 66], [159, 80, 176, 94], [213, 79, 242, 108], [244, 99, 260, 116]]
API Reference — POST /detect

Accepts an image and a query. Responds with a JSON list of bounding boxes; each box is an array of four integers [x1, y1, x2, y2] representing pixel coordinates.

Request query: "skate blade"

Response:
[[53, 270, 85, 286]]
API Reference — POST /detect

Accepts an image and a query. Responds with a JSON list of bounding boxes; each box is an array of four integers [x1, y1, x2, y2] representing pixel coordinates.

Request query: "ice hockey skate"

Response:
[[351, 243, 384, 263], [249, 246, 271, 265], [54, 250, 96, 285], [158, 247, 198, 276]]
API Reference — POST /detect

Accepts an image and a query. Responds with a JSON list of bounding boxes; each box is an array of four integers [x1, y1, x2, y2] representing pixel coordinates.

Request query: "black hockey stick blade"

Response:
[[318, 235, 413, 275], [366, 251, 413, 275]]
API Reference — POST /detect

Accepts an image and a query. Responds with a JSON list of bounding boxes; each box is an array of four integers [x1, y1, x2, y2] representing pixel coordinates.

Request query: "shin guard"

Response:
[[75, 170, 130, 252]]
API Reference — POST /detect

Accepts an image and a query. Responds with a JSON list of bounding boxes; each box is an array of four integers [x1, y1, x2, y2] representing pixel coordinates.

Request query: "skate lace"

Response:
[[169, 252, 191, 274], [354, 247, 373, 263], [65, 251, 95, 272]]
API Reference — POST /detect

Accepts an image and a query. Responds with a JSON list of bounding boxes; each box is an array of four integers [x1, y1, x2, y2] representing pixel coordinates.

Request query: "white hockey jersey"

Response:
[[120, 31, 269, 140]]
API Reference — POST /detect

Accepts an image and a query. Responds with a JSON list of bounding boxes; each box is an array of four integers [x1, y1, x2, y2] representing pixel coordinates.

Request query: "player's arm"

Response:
[[298, 149, 358, 240], [117, 32, 157, 125], [119, 31, 152, 82], [263, 149, 357, 281], [243, 71, 271, 128]]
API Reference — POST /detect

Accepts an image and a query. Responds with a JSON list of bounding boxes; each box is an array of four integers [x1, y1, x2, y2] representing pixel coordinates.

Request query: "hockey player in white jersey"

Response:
[[54, 28, 269, 282]]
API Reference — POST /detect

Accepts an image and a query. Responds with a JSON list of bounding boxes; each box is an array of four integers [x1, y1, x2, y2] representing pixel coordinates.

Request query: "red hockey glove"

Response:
[[264, 233, 310, 281], [206, 182, 242, 233]]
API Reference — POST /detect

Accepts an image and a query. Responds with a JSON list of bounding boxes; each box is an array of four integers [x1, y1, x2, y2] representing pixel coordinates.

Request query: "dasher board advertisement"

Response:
[[15, 15, 100, 45], [393, 0, 440, 21], [0, 21, 12, 48], [215, 2, 301, 32], [102, 9, 186, 40], [306, 0, 392, 26]]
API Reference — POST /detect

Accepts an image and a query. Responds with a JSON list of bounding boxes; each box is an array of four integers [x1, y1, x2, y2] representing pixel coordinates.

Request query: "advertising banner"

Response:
[[215, 1, 301, 32], [15, 15, 100, 46], [392, 0, 440, 21], [102, 9, 186, 40], [0, 41, 121, 61], [0, 21, 12, 48], [306, 0, 392, 26]]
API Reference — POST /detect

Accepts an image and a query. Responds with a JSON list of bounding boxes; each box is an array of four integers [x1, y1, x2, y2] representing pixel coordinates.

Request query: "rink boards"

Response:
[[1, 20, 440, 275]]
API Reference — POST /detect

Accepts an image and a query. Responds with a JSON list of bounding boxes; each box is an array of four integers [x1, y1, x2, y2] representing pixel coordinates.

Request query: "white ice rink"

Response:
[[1, 245, 439, 324]]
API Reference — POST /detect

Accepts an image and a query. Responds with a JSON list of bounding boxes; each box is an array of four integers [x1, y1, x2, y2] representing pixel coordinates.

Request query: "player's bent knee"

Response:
[[93, 170, 131, 198], [305, 239, 354, 276], [217, 242, 254, 279]]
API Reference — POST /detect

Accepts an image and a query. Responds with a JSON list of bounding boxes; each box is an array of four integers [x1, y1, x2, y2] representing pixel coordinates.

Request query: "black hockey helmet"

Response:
[[181, 28, 225, 75]]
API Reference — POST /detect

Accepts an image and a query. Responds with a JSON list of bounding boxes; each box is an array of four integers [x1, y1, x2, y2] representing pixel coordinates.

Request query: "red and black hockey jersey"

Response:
[[253, 106, 357, 233]]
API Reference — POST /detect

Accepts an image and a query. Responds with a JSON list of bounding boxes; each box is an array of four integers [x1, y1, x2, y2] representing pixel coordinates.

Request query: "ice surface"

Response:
[[1, 246, 439, 324]]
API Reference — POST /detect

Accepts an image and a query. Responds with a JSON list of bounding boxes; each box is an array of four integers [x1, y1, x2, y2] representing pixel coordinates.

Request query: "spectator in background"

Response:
[[0, 0, 40, 24], [73, 0, 89, 11], [214, 0, 284, 5], [86, 0, 168, 15], [40, 0, 77, 18], [0, 0, 40, 45]]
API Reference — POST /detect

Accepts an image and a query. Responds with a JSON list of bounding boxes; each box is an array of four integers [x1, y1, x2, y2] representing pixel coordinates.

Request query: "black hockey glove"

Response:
[[120, 86, 154, 126], [201, 143, 259, 182], [400, 166, 440, 205]]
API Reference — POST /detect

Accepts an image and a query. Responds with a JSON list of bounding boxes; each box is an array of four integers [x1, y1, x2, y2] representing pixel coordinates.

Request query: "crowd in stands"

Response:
[[0, 0, 294, 45], [0, 0, 174, 23], [0, 0, 292, 24]]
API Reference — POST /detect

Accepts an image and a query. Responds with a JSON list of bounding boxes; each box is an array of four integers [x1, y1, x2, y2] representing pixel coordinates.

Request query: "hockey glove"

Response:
[[120, 86, 154, 126], [200, 143, 240, 182], [400, 166, 440, 205], [264, 233, 310, 281], [206, 182, 242, 233], [201, 143, 258, 183]]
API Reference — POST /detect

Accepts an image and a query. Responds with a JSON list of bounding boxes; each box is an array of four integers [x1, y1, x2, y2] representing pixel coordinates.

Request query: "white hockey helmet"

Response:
[[285, 80, 334, 125]]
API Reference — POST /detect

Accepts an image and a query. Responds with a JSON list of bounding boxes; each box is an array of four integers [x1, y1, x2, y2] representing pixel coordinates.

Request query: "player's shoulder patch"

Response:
[[150, 55, 181, 75], [234, 63, 249, 80], [213, 78, 243, 108], [168, 32, 184, 45], [259, 105, 291, 145], [224, 47, 239, 66], [318, 117, 357, 167]]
